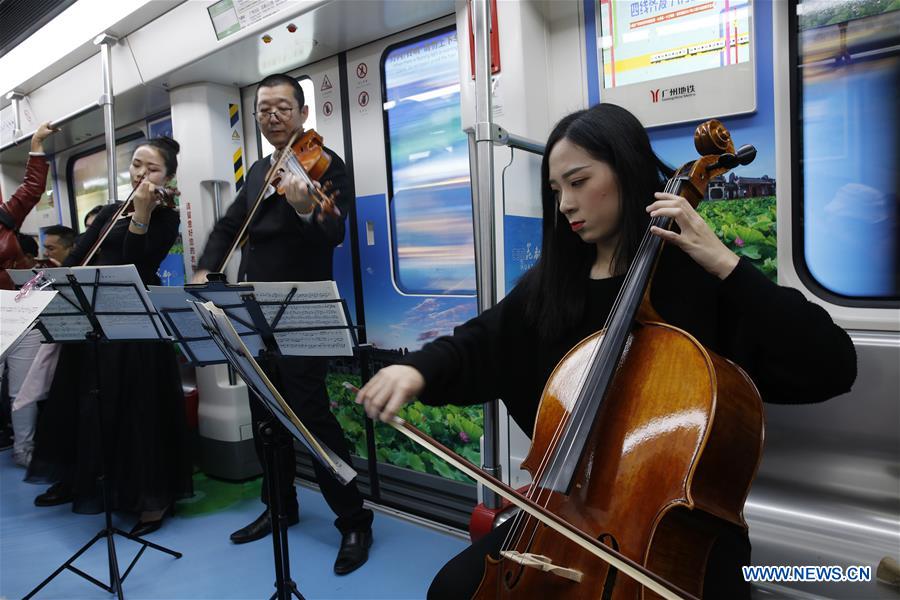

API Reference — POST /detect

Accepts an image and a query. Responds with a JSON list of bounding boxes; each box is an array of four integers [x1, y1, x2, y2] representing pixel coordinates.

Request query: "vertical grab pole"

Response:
[[94, 33, 120, 204], [471, 0, 501, 509], [209, 178, 238, 384], [211, 180, 222, 222]]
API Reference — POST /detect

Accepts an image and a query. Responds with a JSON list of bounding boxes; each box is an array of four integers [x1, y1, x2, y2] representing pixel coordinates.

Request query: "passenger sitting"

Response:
[[41, 225, 76, 266]]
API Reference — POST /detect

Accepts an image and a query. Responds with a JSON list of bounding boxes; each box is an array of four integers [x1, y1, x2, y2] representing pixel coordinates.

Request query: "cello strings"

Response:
[[499, 182, 667, 556], [501, 172, 682, 557], [536, 173, 679, 500], [281, 140, 334, 211], [497, 201, 640, 554]]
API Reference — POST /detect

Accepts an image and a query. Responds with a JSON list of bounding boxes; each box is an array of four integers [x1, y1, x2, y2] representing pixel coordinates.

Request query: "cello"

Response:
[[367, 119, 764, 599]]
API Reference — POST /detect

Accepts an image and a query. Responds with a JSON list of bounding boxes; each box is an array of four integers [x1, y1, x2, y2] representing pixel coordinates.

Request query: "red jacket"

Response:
[[0, 154, 49, 289]]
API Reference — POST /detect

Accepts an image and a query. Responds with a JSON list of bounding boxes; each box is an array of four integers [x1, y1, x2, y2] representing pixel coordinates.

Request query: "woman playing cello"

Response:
[[356, 103, 857, 598]]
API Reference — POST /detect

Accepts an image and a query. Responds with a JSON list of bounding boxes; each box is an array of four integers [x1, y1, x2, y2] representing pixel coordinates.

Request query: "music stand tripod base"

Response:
[[23, 271, 183, 600], [260, 419, 305, 600]]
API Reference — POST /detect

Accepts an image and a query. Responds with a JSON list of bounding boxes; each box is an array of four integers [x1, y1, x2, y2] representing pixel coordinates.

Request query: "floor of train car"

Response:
[[0, 449, 467, 599]]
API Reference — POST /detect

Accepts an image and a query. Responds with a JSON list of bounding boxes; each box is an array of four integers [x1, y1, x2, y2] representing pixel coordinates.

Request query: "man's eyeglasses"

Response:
[[254, 107, 293, 121]]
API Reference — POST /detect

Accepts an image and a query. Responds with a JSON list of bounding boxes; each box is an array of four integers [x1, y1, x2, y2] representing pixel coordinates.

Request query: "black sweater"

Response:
[[65, 203, 180, 286], [196, 146, 352, 282], [403, 246, 858, 436]]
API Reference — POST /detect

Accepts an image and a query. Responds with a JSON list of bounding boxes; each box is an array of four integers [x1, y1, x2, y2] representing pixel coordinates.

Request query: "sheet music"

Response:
[[70, 265, 168, 340], [252, 281, 354, 357], [8, 268, 92, 341], [0, 290, 56, 361], [37, 314, 92, 340], [190, 300, 356, 485], [189, 285, 257, 336], [147, 286, 265, 364]]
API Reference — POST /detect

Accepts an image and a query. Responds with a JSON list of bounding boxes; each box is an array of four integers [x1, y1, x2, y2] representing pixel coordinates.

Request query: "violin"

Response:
[[80, 183, 177, 266], [379, 121, 763, 600], [272, 129, 338, 218], [216, 127, 338, 273]]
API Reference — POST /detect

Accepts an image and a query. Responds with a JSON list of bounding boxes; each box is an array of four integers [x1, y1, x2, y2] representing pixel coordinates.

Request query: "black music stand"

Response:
[[149, 274, 266, 368], [150, 279, 382, 500], [19, 267, 181, 600], [190, 292, 357, 600]]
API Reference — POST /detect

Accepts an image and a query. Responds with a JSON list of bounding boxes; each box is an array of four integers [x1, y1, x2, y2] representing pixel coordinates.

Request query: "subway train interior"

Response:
[[0, 0, 897, 599]]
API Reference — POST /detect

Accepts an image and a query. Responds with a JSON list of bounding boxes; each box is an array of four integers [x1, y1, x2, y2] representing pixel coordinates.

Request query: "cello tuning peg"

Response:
[[707, 144, 757, 171], [708, 153, 738, 170], [735, 145, 757, 166]]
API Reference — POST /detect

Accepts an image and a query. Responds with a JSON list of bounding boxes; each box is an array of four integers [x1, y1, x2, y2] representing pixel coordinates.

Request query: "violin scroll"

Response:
[[154, 186, 178, 209], [314, 183, 341, 218]]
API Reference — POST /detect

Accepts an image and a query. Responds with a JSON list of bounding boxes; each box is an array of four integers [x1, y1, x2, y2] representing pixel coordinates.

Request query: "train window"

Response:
[[793, 0, 899, 301], [36, 166, 56, 217], [257, 76, 317, 159], [68, 136, 146, 232], [381, 28, 476, 295]]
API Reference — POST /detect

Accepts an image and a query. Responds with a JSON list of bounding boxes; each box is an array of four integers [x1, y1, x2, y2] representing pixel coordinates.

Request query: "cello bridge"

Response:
[[499, 550, 583, 583]]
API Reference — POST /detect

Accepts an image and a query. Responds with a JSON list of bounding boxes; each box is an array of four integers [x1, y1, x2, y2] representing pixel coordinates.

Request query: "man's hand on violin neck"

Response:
[[280, 173, 316, 214]]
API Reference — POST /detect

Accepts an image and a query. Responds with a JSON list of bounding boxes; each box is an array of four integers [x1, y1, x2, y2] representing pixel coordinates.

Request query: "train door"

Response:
[[235, 32, 481, 526], [750, 2, 899, 598], [340, 18, 484, 526]]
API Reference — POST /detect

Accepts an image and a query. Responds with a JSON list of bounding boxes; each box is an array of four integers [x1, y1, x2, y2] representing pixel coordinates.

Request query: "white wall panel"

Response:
[[170, 83, 243, 278]]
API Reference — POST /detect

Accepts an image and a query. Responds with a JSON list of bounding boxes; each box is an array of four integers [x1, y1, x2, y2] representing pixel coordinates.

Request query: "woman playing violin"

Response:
[[356, 103, 857, 598], [64, 137, 181, 279], [28, 137, 192, 536]]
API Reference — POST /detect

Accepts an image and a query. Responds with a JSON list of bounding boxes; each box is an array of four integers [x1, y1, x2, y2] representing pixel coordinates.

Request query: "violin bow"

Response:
[[341, 383, 696, 600], [216, 129, 302, 273]]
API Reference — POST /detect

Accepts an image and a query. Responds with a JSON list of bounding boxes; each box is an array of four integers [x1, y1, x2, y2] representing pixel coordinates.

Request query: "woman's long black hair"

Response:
[[521, 103, 674, 340]]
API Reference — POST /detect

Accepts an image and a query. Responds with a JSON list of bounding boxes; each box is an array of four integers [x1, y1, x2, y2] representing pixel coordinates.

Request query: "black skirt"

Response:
[[27, 341, 193, 514]]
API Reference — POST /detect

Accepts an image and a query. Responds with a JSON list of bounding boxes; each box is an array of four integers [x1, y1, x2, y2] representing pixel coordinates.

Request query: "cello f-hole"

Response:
[[597, 533, 620, 600]]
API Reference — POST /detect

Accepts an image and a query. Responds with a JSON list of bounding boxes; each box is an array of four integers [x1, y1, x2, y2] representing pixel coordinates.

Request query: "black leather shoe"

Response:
[[333, 528, 373, 575], [129, 506, 173, 537], [130, 518, 163, 537], [34, 482, 73, 507], [230, 509, 299, 545]]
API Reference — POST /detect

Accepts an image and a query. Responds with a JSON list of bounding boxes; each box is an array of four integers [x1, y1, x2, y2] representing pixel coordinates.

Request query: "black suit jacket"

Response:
[[197, 145, 353, 282]]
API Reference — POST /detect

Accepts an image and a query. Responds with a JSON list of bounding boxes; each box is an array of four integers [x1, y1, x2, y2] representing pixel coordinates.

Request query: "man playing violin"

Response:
[[193, 73, 374, 575]]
